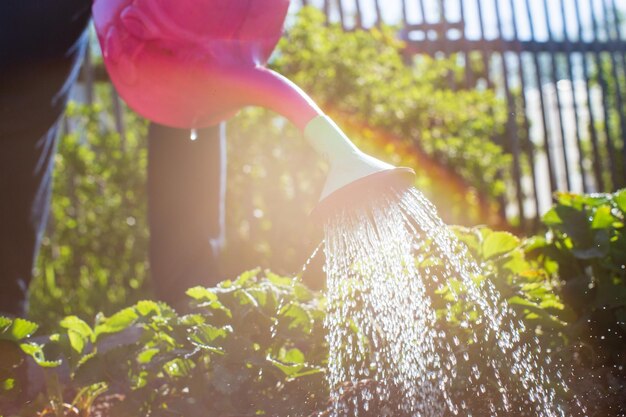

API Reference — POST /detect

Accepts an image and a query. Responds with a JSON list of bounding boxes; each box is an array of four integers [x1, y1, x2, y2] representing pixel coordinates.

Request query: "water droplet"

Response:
[[190, 128, 198, 141]]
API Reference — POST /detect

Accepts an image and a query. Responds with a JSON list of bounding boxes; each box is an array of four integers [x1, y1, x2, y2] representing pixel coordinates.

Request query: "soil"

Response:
[[89, 394, 125, 417]]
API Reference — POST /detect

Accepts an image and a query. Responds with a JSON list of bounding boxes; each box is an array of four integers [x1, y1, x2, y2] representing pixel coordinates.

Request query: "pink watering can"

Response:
[[93, 0, 414, 216]]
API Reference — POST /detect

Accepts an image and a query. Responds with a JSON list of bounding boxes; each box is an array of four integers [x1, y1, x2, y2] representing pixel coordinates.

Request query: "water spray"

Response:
[[92, 0, 414, 218]]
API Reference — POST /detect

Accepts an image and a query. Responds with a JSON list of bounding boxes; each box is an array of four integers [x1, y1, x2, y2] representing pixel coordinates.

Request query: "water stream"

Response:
[[322, 186, 579, 416]]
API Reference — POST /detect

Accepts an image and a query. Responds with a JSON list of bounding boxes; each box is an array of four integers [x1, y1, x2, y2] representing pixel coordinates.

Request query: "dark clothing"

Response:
[[1, 1, 225, 315], [0, 124, 62, 315], [1, 0, 92, 315], [0, 0, 92, 138]]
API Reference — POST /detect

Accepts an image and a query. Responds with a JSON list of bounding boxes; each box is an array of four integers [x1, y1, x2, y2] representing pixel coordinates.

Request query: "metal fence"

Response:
[[299, 0, 626, 229]]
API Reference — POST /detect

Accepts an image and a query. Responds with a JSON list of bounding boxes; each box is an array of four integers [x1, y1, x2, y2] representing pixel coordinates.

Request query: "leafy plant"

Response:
[[0, 316, 59, 413], [449, 226, 569, 340], [30, 98, 150, 331], [10, 271, 328, 417], [421, 226, 573, 414], [530, 189, 626, 368], [7, 252, 569, 417]]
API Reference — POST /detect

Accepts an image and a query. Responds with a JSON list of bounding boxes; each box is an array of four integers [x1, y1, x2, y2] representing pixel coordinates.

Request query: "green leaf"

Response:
[[266, 347, 310, 377], [19, 343, 61, 367], [60, 316, 93, 340], [266, 271, 294, 287], [3, 318, 39, 341], [135, 300, 161, 317], [571, 229, 610, 260], [137, 348, 160, 364], [482, 231, 519, 259], [614, 189, 626, 213], [282, 303, 313, 333], [67, 330, 86, 354], [541, 208, 562, 226], [452, 226, 481, 254], [508, 296, 541, 309], [186, 287, 219, 302], [189, 291, 232, 317], [246, 288, 268, 307], [234, 269, 260, 287], [164, 358, 189, 378], [188, 338, 224, 355], [178, 314, 205, 326], [238, 289, 260, 307], [195, 324, 232, 343], [507, 297, 565, 328], [281, 348, 305, 364], [267, 356, 305, 377], [0, 316, 12, 333], [548, 205, 593, 248], [591, 206, 614, 229], [95, 308, 138, 337]]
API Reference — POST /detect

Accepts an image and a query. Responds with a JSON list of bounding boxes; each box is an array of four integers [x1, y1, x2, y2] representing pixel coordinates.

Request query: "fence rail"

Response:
[[300, 0, 626, 230]]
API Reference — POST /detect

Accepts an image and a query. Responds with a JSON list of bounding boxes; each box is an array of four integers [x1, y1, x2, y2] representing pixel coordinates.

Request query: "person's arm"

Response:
[[0, 0, 92, 316]]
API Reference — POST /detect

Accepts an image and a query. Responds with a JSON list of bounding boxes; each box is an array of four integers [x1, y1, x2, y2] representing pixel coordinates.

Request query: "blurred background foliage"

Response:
[[274, 9, 510, 205], [29, 97, 150, 331]]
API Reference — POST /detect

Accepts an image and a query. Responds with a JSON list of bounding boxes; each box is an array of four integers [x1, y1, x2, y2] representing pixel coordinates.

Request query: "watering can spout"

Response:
[[234, 70, 415, 217], [303, 116, 415, 219], [191, 65, 413, 218]]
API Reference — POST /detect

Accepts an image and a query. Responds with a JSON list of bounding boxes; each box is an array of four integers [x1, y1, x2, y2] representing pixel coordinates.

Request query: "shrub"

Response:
[[530, 189, 626, 368], [29, 97, 150, 332]]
